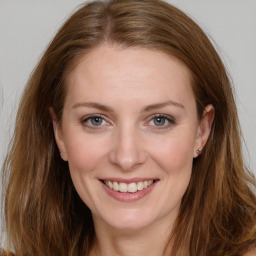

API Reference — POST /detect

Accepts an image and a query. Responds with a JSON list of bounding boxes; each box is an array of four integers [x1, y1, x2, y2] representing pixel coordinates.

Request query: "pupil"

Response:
[[92, 117, 102, 126], [154, 117, 165, 126]]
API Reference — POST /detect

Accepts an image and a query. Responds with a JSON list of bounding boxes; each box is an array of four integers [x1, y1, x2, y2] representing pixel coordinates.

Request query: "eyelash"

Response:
[[147, 114, 176, 129], [81, 114, 109, 129], [81, 114, 176, 130]]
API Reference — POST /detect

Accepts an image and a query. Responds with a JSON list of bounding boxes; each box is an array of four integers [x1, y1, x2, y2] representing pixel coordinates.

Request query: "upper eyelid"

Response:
[[82, 114, 106, 121], [82, 114, 99, 118], [147, 113, 176, 122]]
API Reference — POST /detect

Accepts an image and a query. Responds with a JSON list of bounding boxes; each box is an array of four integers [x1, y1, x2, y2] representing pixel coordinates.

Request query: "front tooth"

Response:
[[127, 183, 138, 193], [137, 181, 144, 191], [113, 181, 119, 191], [119, 183, 128, 192], [143, 181, 149, 188]]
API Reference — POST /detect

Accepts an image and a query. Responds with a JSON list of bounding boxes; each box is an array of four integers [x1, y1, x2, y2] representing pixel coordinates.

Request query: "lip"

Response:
[[100, 178, 159, 202]]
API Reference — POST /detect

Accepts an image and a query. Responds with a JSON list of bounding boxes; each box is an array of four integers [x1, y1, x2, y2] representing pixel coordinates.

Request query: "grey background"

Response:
[[0, 0, 256, 241]]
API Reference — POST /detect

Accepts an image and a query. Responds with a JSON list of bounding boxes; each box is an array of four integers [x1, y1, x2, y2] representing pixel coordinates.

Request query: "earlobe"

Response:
[[194, 104, 214, 158], [49, 107, 68, 161]]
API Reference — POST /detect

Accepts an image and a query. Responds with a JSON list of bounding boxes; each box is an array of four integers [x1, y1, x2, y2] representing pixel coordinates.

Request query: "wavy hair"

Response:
[[2, 0, 256, 255]]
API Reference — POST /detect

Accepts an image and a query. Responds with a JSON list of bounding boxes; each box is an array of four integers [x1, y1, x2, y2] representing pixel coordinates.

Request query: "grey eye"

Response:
[[90, 116, 103, 126], [153, 117, 167, 126], [82, 114, 110, 129]]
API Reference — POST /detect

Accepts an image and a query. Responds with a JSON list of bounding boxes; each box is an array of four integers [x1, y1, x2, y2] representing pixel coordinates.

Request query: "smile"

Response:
[[103, 180, 154, 193], [101, 179, 159, 202]]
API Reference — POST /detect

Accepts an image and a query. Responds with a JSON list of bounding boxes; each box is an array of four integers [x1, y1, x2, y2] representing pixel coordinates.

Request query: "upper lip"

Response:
[[99, 177, 159, 183]]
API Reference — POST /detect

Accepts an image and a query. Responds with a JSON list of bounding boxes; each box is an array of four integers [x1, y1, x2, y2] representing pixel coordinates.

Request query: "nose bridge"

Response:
[[109, 122, 147, 171]]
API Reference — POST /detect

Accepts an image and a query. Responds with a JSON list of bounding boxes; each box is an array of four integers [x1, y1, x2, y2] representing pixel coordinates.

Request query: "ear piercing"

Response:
[[196, 148, 203, 155]]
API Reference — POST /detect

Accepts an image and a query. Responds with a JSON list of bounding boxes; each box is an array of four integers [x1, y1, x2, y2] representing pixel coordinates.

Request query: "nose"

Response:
[[108, 126, 147, 171]]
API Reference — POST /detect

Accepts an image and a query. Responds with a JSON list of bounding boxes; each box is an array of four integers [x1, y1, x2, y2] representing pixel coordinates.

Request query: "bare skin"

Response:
[[52, 45, 214, 256]]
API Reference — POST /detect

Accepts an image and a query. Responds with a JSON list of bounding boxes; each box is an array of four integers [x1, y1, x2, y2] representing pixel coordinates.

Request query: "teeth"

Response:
[[104, 180, 154, 193], [113, 181, 119, 191], [137, 181, 144, 191], [127, 183, 137, 193], [106, 181, 113, 189], [119, 183, 127, 192]]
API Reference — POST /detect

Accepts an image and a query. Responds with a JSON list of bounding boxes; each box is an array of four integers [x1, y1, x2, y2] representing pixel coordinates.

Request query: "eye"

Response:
[[152, 116, 167, 126], [81, 114, 109, 128], [148, 114, 175, 129]]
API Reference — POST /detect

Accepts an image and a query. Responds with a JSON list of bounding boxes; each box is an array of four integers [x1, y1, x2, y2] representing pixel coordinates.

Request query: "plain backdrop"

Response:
[[0, 1, 256, 233]]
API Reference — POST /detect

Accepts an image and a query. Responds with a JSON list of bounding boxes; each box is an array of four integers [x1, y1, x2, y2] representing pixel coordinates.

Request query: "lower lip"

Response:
[[101, 181, 158, 202]]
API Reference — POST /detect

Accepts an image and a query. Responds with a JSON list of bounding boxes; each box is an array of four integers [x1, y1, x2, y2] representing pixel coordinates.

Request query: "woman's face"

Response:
[[53, 45, 213, 232]]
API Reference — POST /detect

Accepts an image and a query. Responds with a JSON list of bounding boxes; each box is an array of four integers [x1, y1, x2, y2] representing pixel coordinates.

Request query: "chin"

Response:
[[93, 206, 168, 234]]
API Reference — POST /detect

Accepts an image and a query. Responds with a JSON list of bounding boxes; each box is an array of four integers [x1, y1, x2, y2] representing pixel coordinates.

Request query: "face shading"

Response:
[[52, 45, 213, 232]]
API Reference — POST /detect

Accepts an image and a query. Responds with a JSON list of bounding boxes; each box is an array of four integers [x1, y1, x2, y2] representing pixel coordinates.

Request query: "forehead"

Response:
[[64, 45, 195, 109]]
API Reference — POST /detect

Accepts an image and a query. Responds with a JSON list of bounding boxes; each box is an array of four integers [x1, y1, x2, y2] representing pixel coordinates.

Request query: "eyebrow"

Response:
[[72, 100, 184, 112], [72, 102, 114, 112], [142, 100, 184, 112]]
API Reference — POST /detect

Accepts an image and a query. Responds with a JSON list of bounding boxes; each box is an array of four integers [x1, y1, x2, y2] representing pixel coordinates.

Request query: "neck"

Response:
[[89, 216, 175, 256]]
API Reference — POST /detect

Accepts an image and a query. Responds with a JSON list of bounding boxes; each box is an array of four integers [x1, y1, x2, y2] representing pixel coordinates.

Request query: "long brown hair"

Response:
[[2, 0, 256, 255]]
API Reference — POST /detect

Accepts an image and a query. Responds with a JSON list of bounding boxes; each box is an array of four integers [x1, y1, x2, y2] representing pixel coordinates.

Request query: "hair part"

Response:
[[2, 0, 256, 255]]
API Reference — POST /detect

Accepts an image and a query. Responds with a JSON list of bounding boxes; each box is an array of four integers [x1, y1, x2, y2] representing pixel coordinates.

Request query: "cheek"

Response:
[[149, 132, 196, 175], [64, 133, 110, 206], [153, 134, 195, 205], [64, 129, 110, 174]]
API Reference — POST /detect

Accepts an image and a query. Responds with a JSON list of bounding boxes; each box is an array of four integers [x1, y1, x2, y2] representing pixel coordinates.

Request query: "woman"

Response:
[[1, 0, 256, 255]]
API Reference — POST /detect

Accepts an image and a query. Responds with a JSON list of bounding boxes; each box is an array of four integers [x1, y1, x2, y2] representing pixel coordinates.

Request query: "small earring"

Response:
[[196, 148, 203, 155]]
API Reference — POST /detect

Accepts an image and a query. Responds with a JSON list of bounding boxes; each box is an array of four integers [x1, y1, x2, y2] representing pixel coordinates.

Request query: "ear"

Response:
[[193, 104, 214, 158], [49, 107, 68, 161]]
